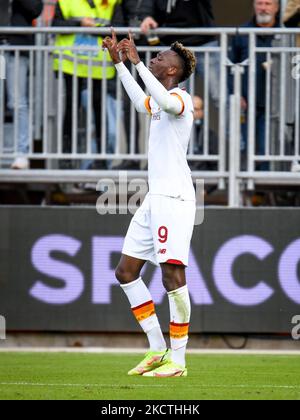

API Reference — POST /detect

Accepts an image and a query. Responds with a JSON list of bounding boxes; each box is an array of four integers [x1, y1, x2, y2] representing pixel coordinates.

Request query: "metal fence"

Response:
[[0, 27, 300, 206]]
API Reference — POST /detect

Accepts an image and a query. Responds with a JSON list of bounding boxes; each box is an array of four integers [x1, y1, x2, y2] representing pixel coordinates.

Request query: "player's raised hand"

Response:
[[117, 31, 141, 66], [102, 28, 121, 64]]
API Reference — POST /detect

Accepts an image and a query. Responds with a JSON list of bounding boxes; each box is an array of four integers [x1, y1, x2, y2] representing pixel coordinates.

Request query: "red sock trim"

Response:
[[166, 259, 185, 266]]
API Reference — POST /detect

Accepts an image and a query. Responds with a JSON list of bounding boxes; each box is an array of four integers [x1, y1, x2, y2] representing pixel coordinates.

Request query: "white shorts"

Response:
[[122, 193, 196, 267]]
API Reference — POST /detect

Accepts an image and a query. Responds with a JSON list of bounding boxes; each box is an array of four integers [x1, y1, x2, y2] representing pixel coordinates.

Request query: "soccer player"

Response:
[[103, 29, 196, 377]]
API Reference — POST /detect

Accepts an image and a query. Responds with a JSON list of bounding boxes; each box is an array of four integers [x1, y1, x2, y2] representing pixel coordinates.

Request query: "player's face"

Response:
[[148, 51, 177, 81]]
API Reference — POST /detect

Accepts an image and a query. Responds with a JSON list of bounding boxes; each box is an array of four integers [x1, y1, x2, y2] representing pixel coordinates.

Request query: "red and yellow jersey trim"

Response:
[[144, 96, 152, 115], [170, 93, 185, 116]]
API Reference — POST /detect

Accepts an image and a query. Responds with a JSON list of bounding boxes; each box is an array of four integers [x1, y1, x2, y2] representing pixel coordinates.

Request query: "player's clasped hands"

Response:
[[103, 28, 141, 66]]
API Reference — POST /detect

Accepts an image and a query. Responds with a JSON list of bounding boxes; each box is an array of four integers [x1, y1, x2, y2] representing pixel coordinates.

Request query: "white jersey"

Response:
[[146, 88, 195, 201], [115, 62, 196, 267]]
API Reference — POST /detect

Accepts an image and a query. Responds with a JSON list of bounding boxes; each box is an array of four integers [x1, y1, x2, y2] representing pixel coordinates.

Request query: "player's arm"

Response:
[[135, 62, 184, 115], [103, 29, 149, 114], [118, 32, 184, 116], [114, 63, 149, 114]]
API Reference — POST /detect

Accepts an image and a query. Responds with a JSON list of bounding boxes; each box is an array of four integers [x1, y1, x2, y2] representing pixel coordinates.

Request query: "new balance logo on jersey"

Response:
[[158, 249, 167, 255], [152, 111, 161, 121]]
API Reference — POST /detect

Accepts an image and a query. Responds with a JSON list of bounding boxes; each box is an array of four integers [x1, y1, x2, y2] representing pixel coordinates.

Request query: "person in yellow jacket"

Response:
[[52, 0, 121, 169], [284, 0, 300, 47]]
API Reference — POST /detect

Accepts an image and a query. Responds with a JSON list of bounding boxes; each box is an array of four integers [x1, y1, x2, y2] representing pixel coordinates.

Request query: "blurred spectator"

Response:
[[6, 0, 43, 169], [113, 0, 152, 170], [229, 0, 280, 171], [139, 1, 221, 107], [140, 0, 215, 46], [52, 0, 121, 169], [0, 0, 11, 28], [80, 1, 149, 175], [189, 95, 218, 171], [41, 0, 57, 26], [284, 0, 300, 46]]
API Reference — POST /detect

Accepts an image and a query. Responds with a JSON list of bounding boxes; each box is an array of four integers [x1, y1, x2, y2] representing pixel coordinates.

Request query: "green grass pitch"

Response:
[[0, 352, 299, 400]]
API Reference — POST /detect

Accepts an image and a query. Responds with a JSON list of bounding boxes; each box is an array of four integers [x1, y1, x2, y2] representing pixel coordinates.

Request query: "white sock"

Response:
[[168, 285, 191, 367], [120, 277, 166, 352]]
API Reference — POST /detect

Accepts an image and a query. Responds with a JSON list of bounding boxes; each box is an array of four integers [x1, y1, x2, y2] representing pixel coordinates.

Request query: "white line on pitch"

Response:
[[0, 382, 299, 390], [0, 347, 299, 355]]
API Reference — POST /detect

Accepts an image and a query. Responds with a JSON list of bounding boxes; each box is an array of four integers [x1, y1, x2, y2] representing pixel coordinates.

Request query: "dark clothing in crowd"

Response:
[[0, 0, 11, 27], [190, 122, 218, 171], [229, 16, 280, 108], [52, 0, 146, 164], [9, 0, 43, 46], [113, 0, 152, 29], [144, 0, 215, 46], [0, 0, 10, 43], [229, 15, 280, 171]]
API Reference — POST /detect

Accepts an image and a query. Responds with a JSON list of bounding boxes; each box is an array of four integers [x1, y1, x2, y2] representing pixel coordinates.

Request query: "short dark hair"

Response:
[[170, 42, 197, 83]]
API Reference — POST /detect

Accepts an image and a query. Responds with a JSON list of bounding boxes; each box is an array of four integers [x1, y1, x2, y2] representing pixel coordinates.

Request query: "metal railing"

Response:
[[0, 27, 299, 207], [229, 28, 300, 205]]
